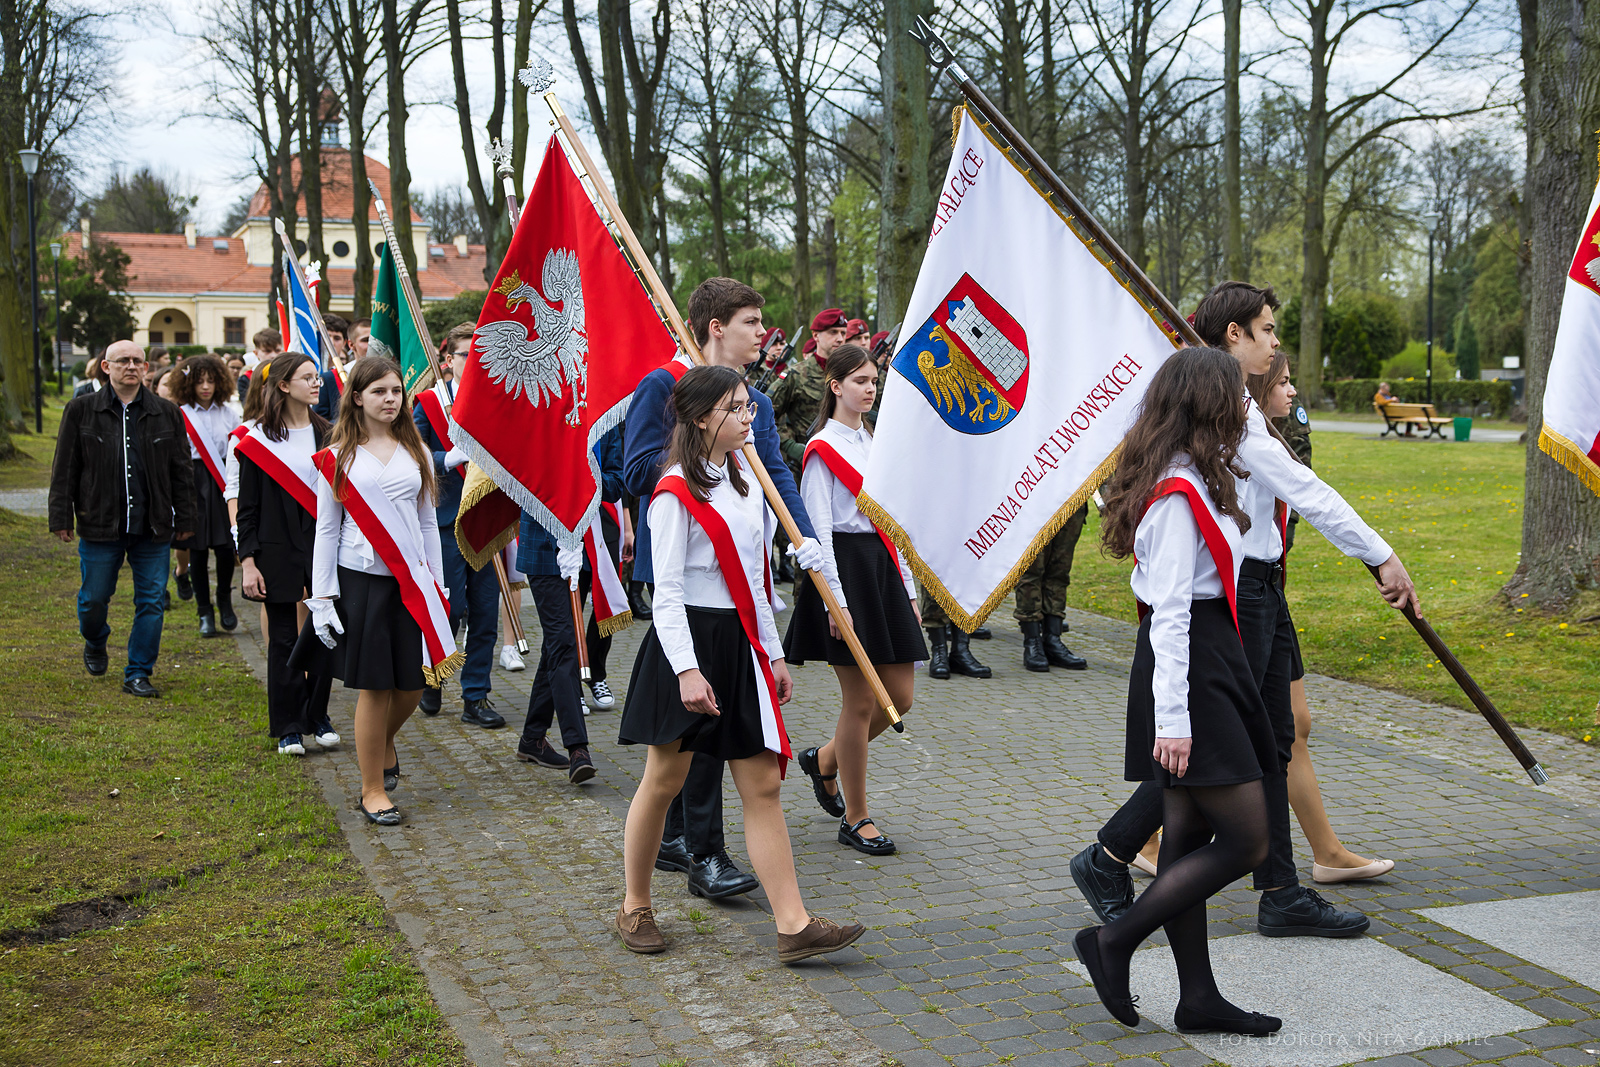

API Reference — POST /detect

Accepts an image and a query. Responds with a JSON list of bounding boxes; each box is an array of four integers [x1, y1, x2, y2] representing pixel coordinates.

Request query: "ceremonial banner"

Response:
[[1538, 171, 1600, 496], [370, 241, 433, 395], [451, 135, 676, 548], [281, 250, 327, 372], [860, 107, 1180, 629]]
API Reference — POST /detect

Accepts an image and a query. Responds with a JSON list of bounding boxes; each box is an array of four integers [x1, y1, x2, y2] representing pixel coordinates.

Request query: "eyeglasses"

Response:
[[720, 401, 758, 420], [107, 357, 146, 367]]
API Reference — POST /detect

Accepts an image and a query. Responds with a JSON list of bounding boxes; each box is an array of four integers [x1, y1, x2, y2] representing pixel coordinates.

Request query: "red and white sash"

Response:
[[653, 471, 791, 773], [229, 423, 250, 443], [182, 406, 228, 492], [314, 447, 464, 686], [236, 426, 318, 517], [1136, 468, 1243, 635], [802, 438, 904, 575], [584, 501, 633, 637], [659, 354, 692, 382], [416, 386, 464, 482]]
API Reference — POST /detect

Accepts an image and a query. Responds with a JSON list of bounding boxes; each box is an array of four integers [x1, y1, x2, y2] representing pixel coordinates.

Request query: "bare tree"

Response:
[[325, 0, 384, 315], [1222, 0, 1243, 277], [878, 0, 934, 327], [382, 0, 434, 275]]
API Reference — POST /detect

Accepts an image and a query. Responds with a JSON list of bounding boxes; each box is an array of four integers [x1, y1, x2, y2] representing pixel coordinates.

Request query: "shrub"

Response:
[[1380, 341, 1455, 383], [1331, 377, 1513, 418]]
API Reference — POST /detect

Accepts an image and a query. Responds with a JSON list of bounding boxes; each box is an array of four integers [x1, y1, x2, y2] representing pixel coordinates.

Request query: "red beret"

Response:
[[869, 330, 890, 353], [761, 327, 784, 348], [845, 318, 869, 339], [802, 337, 818, 354], [810, 308, 848, 332]]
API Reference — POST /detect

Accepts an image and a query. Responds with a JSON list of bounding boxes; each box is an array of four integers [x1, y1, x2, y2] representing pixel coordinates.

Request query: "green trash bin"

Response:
[[1453, 416, 1472, 442]]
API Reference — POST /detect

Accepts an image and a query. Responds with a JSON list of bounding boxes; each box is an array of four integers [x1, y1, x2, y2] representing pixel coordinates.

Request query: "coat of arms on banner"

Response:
[[892, 273, 1029, 434], [475, 248, 589, 426]]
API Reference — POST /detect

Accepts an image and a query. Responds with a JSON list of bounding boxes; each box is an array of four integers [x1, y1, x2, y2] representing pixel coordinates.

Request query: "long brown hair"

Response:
[[257, 352, 331, 442], [1244, 349, 1301, 462], [665, 364, 750, 503], [171, 353, 235, 406], [810, 343, 873, 435], [240, 355, 272, 424], [1101, 347, 1251, 559], [327, 355, 437, 504]]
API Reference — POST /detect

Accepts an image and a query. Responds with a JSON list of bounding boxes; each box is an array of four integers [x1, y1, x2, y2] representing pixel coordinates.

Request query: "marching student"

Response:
[[237, 352, 338, 756], [172, 354, 241, 638], [615, 365, 864, 964], [225, 354, 272, 637], [1076, 347, 1280, 1037], [582, 496, 631, 711], [307, 355, 459, 826], [152, 367, 189, 611], [784, 344, 923, 856]]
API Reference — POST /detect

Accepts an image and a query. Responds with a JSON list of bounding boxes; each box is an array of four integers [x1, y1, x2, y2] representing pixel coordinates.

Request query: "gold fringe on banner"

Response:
[[858, 445, 1122, 634], [421, 649, 467, 689], [597, 609, 634, 639], [1538, 426, 1600, 498], [454, 463, 520, 571]]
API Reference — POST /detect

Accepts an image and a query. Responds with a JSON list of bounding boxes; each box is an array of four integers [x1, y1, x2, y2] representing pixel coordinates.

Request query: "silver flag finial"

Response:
[[518, 56, 556, 93], [488, 138, 514, 176], [909, 16, 962, 85]]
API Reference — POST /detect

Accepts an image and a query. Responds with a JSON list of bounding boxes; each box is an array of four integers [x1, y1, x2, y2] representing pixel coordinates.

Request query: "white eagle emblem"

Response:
[[475, 248, 588, 426]]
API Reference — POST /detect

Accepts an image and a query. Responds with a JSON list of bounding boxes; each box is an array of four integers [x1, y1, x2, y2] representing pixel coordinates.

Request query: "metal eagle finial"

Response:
[[488, 138, 514, 177], [518, 56, 556, 93]]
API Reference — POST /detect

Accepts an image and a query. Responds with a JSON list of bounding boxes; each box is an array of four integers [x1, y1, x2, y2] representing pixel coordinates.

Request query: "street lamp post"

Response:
[[18, 148, 42, 432], [1423, 210, 1440, 407], [49, 242, 61, 391]]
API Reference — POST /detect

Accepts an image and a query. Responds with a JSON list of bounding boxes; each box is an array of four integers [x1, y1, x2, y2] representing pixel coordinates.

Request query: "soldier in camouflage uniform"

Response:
[[918, 581, 993, 680], [1013, 504, 1088, 672]]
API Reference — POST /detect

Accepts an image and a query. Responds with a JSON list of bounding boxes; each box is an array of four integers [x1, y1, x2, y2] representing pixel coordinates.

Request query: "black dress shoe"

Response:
[[1173, 1001, 1283, 1035], [655, 835, 693, 873], [970, 625, 992, 640], [925, 628, 950, 679], [1073, 926, 1140, 1027], [83, 643, 108, 677], [360, 802, 403, 826], [175, 572, 193, 600], [567, 746, 597, 783], [121, 677, 160, 698], [838, 817, 896, 855], [1257, 886, 1370, 937], [198, 612, 218, 638], [514, 736, 569, 768], [688, 851, 759, 899], [948, 626, 992, 678], [418, 686, 441, 716], [384, 761, 400, 793], [461, 697, 506, 729], [797, 746, 846, 818], [1020, 621, 1050, 672], [1070, 844, 1134, 924], [217, 593, 237, 631], [1044, 616, 1087, 669], [628, 582, 653, 620]]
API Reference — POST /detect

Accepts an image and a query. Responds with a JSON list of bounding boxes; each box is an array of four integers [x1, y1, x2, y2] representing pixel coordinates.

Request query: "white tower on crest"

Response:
[[947, 297, 1025, 389]]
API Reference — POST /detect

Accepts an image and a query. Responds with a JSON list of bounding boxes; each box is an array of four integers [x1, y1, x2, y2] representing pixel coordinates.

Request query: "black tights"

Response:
[[189, 547, 235, 614], [1097, 780, 1268, 1015]]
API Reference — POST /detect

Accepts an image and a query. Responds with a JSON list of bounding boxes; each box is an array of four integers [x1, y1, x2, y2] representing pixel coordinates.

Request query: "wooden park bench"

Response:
[[1374, 401, 1451, 439]]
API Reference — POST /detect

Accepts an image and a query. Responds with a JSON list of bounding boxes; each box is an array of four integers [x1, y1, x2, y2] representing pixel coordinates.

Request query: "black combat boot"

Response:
[[1021, 621, 1050, 672], [926, 627, 950, 679], [1043, 616, 1087, 670], [948, 626, 992, 678]]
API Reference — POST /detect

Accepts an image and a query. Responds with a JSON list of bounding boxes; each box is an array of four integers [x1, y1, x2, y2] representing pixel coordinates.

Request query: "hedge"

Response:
[[1331, 378, 1513, 419]]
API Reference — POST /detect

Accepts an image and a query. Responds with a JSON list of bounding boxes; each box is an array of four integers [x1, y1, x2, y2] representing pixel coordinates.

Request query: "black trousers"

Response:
[[663, 750, 727, 858], [190, 546, 235, 614], [1099, 566, 1299, 891], [520, 575, 591, 751], [264, 601, 332, 738], [585, 515, 620, 682]]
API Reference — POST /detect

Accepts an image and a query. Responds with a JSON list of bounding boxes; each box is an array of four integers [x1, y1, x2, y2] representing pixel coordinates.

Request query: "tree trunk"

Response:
[[445, 0, 506, 280], [786, 0, 811, 318], [1296, 0, 1333, 408], [1119, 3, 1150, 269], [297, 0, 326, 308], [877, 0, 934, 328], [1222, 0, 1243, 277], [511, 0, 533, 199], [822, 214, 837, 308], [1505, 0, 1600, 608], [383, 0, 417, 275]]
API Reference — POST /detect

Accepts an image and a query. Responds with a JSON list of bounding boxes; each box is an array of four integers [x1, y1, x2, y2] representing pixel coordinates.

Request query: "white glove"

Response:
[[557, 542, 585, 581], [444, 447, 468, 471], [230, 525, 239, 548], [787, 537, 823, 573], [744, 426, 756, 444], [305, 597, 344, 649]]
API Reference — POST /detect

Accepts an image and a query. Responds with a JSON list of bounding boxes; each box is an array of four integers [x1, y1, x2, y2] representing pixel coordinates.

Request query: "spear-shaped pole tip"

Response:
[[909, 16, 958, 83], [366, 177, 386, 208], [273, 217, 287, 236]]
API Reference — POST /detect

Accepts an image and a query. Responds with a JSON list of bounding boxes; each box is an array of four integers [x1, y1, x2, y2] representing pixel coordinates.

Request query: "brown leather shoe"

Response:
[[776, 916, 865, 964], [616, 905, 666, 954]]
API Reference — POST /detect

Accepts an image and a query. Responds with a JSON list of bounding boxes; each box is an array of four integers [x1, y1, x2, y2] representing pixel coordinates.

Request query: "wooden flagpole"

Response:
[[540, 90, 903, 731]]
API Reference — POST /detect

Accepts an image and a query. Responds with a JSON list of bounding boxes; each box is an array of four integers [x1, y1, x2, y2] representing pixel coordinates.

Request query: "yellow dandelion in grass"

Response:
[[1559, 623, 1569, 629], [1505, 632, 1515, 637], [1586, 735, 1594, 743]]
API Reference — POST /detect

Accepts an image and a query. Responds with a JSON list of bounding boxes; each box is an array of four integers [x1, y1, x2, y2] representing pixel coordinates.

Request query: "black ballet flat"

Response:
[[360, 802, 402, 826], [1073, 926, 1140, 1027], [838, 817, 896, 856], [384, 761, 400, 793], [797, 746, 846, 818], [1173, 1002, 1282, 1036]]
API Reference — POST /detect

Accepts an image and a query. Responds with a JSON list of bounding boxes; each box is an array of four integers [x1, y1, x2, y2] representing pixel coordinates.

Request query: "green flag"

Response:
[[370, 241, 434, 394]]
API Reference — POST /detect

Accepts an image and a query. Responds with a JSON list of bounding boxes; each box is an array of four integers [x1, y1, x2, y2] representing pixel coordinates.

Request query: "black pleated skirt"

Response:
[[1288, 621, 1305, 682], [329, 566, 427, 692], [783, 532, 928, 666], [1125, 598, 1278, 787], [618, 607, 772, 761], [184, 460, 233, 550]]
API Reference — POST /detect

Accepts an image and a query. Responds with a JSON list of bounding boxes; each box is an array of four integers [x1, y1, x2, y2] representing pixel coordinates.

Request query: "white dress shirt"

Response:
[[223, 419, 256, 503], [648, 460, 784, 675], [311, 445, 444, 600], [800, 419, 916, 607], [1237, 402, 1390, 565], [1128, 462, 1238, 739], [183, 402, 240, 462]]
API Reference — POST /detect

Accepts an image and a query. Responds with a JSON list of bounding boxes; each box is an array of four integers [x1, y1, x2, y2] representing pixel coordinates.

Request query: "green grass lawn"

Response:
[[1313, 409, 1528, 434], [0, 395, 67, 491], [0, 511, 465, 1066], [1063, 433, 1600, 745]]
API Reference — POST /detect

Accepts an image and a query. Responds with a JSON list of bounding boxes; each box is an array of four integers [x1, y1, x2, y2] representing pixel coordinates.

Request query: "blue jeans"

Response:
[[441, 525, 500, 702], [78, 535, 171, 681]]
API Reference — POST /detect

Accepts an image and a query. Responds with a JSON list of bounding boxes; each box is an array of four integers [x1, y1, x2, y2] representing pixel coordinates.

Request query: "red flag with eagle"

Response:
[[450, 135, 677, 549]]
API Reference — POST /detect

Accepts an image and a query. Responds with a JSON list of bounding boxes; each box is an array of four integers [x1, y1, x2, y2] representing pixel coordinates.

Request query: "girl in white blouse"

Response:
[[616, 365, 864, 965], [1075, 348, 1282, 1037], [307, 356, 444, 826], [783, 345, 924, 857], [171, 354, 241, 637]]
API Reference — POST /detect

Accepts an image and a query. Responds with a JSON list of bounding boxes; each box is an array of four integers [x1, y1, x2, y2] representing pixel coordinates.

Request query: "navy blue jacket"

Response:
[[413, 383, 465, 526], [313, 370, 340, 423], [622, 365, 813, 585], [518, 425, 625, 578]]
